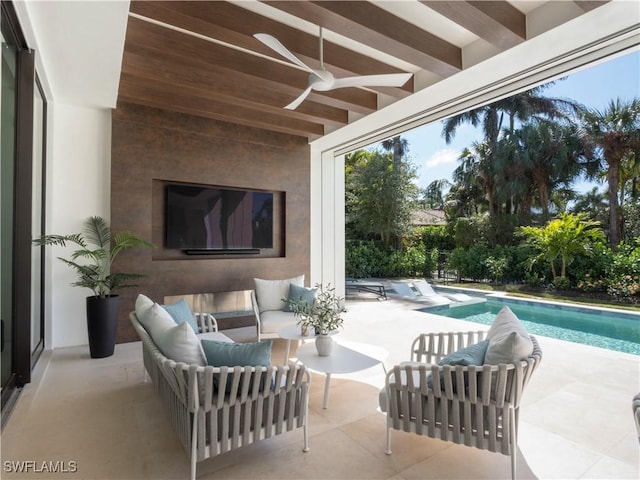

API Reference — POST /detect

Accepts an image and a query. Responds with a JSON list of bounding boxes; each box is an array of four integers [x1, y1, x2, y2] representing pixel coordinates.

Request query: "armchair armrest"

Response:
[[410, 330, 489, 363], [251, 290, 262, 340], [195, 312, 219, 333]]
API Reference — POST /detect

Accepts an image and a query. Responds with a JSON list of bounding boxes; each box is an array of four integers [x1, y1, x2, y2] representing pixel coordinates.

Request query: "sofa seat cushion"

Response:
[[198, 331, 234, 343], [259, 310, 298, 334], [254, 275, 304, 313]]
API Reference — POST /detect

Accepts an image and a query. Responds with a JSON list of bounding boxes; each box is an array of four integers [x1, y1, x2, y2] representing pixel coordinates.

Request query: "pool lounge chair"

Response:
[[390, 282, 451, 305], [413, 280, 478, 303]]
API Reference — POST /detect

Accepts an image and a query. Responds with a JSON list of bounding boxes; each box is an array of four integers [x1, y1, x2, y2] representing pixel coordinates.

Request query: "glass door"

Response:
[[1, 21, 17, 403]]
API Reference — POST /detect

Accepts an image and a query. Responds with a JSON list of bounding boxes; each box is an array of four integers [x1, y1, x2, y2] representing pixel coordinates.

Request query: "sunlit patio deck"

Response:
[[2, 297, 638, 479]]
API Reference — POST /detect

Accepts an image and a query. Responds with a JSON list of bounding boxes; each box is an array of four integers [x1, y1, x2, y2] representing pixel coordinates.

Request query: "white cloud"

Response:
[[425, 149, 459, 168]]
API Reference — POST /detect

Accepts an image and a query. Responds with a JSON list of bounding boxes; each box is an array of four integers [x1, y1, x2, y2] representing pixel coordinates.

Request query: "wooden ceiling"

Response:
[[118, 0, 608, 141]]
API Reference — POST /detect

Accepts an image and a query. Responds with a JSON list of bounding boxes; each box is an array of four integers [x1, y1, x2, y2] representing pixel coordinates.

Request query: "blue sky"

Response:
[[379, 50, 640, 194]]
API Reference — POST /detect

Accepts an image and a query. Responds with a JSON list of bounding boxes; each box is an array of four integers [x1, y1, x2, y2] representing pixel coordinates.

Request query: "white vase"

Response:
[[315, 334, 334, 356]]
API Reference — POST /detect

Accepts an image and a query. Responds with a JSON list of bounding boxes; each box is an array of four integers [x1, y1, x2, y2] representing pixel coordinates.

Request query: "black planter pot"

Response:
[[86, 295, 119, 358]]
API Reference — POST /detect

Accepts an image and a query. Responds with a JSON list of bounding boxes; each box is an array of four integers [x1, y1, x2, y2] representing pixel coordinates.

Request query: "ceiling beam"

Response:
[[120, 48, 348, 128], [421, 1, 525, 49], [130, 1, 413, 98], [573, 1, 610, 12], [118, 75, 325, 139], [124, 16, 378, 114], [264, 0, 462, 76]]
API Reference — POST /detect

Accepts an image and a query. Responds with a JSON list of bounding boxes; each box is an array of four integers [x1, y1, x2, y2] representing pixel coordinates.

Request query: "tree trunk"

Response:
[[607, 155, 621, 249]]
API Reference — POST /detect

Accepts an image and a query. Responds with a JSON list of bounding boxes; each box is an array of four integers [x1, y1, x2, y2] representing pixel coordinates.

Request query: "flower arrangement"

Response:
[[286, 283, 346, 335]]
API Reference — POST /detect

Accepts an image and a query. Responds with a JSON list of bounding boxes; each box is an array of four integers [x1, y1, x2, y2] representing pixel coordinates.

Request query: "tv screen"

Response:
[[166, 183, 273, 250]]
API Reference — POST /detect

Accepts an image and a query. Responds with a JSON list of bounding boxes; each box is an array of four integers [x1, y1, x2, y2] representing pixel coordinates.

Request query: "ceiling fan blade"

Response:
[[284, 86, 313, 110], [254, 33, 314, 73], [331, 73, 412, 89]]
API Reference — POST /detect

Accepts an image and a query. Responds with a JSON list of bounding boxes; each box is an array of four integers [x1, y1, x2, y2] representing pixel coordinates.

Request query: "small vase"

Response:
[[315, 334, 334, 356]]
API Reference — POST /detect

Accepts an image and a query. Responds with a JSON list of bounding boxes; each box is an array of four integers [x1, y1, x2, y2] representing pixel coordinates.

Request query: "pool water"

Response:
[[422, 297, 640, 355]]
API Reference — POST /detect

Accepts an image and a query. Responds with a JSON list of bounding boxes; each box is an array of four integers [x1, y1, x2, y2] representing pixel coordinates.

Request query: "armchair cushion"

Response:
[[485, 306, 533, 364], [283, 284, 317, 312], [162, 298, 199, 334], [259, 310, 300, 335], [427, 339, 489, 389], [254, 275, 304, 313]]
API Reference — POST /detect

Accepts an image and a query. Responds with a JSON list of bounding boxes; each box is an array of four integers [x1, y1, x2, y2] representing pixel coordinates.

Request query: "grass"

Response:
[[445, 282, 640, 312]]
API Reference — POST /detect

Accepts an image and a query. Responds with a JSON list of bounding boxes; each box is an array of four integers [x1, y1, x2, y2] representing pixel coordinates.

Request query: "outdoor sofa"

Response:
[[130, 294, 310, 480]]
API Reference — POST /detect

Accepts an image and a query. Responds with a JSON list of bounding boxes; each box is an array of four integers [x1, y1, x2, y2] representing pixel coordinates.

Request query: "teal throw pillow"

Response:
[[427, 339, 489, 391], [201, 340, 273, 393], [162, 299, 199, 334], [283, 284, 317, 312]]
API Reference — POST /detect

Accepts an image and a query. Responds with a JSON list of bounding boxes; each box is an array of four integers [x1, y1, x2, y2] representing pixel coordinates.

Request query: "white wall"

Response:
[[44, 104, 112, 348]]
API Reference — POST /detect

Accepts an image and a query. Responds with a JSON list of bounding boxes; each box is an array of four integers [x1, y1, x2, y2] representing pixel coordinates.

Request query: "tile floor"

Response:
[[1, 297, 639, 479]]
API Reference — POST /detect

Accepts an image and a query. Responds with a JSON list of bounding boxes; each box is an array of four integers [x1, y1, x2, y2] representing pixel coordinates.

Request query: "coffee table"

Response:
[[295, 340, 387, 409]]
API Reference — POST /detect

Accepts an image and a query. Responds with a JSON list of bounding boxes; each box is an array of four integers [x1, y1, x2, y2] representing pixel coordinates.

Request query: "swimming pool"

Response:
[[421, 296, 640, 355]]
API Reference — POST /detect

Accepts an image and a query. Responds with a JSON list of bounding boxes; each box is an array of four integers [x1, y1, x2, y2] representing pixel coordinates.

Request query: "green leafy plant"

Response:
[[518, 212, 605, 281], [286, 283, 346, 335], [33, 216, 155, 298]]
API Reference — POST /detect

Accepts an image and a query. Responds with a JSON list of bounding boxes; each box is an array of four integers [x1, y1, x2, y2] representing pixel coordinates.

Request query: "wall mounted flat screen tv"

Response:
[[166, 183, 273, 251]]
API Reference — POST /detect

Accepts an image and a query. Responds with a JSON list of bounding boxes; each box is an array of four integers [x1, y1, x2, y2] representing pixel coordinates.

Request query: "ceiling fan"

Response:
[[254, 27, 413, 110]]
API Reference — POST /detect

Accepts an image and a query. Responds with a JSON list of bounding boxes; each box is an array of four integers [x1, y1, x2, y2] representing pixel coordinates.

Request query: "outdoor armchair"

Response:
[[380, 330, 542, 480]]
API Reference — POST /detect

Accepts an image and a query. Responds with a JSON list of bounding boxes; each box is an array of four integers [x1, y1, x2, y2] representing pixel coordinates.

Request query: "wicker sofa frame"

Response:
[[130, 312, 310, 480], [382, 330, 542, 480]]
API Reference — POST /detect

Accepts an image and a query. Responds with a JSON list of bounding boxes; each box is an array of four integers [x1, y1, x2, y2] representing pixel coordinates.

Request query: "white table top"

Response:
[[277, 324, 337, 341], [296, 340, 387, 375], [278, 323, 313, 341]]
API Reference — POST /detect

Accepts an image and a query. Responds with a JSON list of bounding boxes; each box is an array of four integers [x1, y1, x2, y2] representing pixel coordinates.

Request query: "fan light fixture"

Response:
[[254, 27, 412, 110]]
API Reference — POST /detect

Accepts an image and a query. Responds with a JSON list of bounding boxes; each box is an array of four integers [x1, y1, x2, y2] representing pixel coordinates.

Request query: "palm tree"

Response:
[[510, 121, 586, 219], [441, 84, 583, 219], [581, 98, 640, 248], [518, 212, 605, 280], [381, 135, 409, 167], [441, 83, 582, 147], [423, 179, 452, 209]]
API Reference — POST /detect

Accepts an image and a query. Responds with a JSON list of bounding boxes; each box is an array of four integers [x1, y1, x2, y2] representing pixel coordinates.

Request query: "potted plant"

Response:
[[33, 216, 155, 358], [287, 284, 346, 356]]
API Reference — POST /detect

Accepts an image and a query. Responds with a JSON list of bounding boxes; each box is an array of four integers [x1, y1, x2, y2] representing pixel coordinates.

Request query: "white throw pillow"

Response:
[[254, 275, 304, 313], [138, 303, 177, 340], [135, 294, 154, 320], [485, 306, 533, 364], [154, 321, 206, 366]]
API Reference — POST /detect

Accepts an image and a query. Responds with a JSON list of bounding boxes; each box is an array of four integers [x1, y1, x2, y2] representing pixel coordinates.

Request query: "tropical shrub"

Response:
[[452, 216, 486, 248], [518, 212, 605, 281], [418, 225, 455, 251], [552, 276, 571, 290], [573, 242, 611, 292], [605, 239, 640, 299], [448, 243, 490, 281], [484, 255, 508, 283], [345, 240, 387, 278]]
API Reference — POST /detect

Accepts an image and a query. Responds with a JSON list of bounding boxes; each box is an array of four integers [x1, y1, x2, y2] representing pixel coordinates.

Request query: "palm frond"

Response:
[[32, 233, 87, 248], [83, 216, 111, 248], [111, 232, 156, 260]]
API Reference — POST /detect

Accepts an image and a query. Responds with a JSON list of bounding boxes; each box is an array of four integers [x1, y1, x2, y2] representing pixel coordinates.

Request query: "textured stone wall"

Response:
[[111, 102, 310, 342]]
